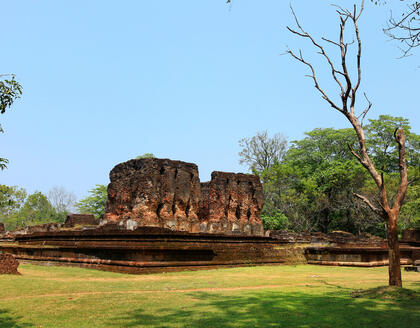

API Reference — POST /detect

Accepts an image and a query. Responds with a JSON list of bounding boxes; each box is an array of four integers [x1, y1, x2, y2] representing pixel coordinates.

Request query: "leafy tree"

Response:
[[0, 74, 22, 170], [75, 184, 108, 219], [238, 130, 287, 174], [0, 185, 27, 218], [262, 128, 372, 234], [3, 191, 60, 230], [261, 210, 289, 231], [136, 153, 155, 159]]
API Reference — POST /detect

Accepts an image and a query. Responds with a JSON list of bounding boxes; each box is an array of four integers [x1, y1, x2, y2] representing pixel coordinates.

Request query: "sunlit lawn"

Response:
[[1, 263, 419, 328]]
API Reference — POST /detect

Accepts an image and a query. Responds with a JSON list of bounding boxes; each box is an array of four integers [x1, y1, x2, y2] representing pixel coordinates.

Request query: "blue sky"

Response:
[[1, 0, 419, 199]]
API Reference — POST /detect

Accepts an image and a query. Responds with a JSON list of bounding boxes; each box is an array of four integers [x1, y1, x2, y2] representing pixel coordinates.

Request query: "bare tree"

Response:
[[286, 0, 407, 287], [48, 186, 77, 214], [374, 0, 420, 57], [238, 130, 287, 174]]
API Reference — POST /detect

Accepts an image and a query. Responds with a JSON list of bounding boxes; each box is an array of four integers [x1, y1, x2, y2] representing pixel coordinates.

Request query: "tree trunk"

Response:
[[386, 211, 402, 287]]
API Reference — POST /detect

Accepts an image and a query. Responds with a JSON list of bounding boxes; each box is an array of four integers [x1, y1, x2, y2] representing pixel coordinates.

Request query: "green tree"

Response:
[[75, 184, 108, 219], [0, 185, 27, 227], [136, 153, 155, 159], [4, 191, 59, 230], [261, 210, 290, 231], [0, 74, 22, 170], [262, 128, 373, 234]]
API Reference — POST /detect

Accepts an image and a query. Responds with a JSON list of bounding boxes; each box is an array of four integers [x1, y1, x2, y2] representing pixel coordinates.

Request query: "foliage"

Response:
[[0, 185, 73, 230], [261, 210, 289, 230], [254, 118, 419, 235], [0, 74, 22, 170], [1, 191, 62, 230], [238, 130, 287, 174], [0, 185, 27, 217], [0, 74, 22, 115], [75, 184, 108, 219], [136, 153, 155, 159]]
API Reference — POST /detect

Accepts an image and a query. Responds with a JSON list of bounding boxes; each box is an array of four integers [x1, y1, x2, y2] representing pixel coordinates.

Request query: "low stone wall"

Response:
[[304, 246, 416, 267], [64, 214, 97, 227]]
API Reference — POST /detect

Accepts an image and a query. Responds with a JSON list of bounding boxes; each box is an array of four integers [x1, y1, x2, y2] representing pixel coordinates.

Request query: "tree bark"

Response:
[[386, 211, 402, 287]]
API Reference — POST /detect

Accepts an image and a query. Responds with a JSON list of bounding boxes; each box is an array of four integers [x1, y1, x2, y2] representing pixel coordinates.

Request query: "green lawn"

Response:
[[1, 264, 419, 328]]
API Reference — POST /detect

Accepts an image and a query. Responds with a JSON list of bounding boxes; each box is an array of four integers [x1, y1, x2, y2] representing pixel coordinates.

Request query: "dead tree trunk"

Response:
[[286, 0, 407, 287]]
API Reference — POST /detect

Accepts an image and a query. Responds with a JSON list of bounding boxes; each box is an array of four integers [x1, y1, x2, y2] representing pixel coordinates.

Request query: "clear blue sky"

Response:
[[1, 1, 419, 200]]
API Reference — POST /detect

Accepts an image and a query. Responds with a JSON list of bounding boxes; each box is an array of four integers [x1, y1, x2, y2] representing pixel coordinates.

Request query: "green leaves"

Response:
[[0, 74, 22, 114], [257, 118, 419, 235], [0, 187, 65, 230], [1, 74, 22, 170], [75, 184, 108, 219]]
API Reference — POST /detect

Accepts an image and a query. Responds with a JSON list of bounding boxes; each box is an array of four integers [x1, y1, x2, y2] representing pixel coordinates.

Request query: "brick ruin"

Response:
[[104, 158, 264, 236], [64, 214, 97, 227], [0, 253, 20, 275], [0, 157, 418, 275]]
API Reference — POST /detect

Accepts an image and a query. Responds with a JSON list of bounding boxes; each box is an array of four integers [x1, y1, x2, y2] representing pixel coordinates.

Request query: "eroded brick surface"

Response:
[[105, 158, 201, 232], [104, 158, 264, 235], [65, 214, 97, 227], [0, 253, 19, 275]]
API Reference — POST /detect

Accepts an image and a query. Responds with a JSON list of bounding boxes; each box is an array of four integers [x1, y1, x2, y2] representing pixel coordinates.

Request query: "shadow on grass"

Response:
[[110, 289, 420, 328], [0, 309, 31, 328]]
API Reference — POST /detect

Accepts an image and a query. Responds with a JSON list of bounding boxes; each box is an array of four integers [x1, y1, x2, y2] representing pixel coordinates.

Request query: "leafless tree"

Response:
[[238, 130, 287, 174], [286, 0, 407, 287], [48, 186, 77, 214], [383, 1, 420, 57]]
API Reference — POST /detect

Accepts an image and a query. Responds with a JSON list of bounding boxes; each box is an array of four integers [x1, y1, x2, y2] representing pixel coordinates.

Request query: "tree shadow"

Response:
[[0, 309, 31, 328], [110, 289, 420, 328]]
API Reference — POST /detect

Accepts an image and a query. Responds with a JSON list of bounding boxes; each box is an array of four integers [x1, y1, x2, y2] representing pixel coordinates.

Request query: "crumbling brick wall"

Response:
[[0, 253, 20, 275], [64, 214, 97, 227], [104, 158, 264, 236]]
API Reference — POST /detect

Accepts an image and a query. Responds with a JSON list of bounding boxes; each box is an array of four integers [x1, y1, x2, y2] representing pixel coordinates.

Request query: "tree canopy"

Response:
[[75, 184, 108, 219]]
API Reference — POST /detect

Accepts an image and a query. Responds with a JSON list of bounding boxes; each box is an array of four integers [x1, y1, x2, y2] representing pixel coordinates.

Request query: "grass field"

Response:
[[1, 264, 419, 328]]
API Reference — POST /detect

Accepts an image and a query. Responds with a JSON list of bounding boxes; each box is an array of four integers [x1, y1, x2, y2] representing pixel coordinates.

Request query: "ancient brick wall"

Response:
[[199, 172, 264, 236], [105, 158, 201, 232], [104, 158, 264, 236], [64, 214, 97, 227]]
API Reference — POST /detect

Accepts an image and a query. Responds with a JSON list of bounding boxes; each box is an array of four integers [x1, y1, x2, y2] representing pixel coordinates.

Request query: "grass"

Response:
[[0, 264, 419, 328]]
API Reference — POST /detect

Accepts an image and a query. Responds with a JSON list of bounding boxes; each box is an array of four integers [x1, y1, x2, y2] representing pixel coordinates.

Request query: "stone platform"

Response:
[[304, 245, 417, 267], [1, 227, 304, 274]]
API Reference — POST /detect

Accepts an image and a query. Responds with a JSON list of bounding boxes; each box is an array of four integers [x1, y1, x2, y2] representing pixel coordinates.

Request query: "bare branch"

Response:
[[384, 2, 420, 57], [347, 143, 362, 163], [354, 193, 385, 217], [287, 5, 346, 97], [357, 92, 372, 126], [286, 48, 343, 112]]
